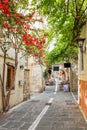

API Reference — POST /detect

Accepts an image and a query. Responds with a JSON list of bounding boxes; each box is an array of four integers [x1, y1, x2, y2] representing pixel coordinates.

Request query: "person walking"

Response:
[[54, 76, 59, 92], [60, 69, 69, 92]]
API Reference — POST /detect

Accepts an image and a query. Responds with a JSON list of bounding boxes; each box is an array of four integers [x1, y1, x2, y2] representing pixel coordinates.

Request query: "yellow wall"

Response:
[[78, 21, 87, 80], [78, 21, 87, 118], [0, 49, 25, 111]]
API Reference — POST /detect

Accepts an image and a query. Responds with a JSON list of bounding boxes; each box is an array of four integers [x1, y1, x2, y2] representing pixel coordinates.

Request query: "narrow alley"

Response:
[[0, 85, 87, 130]]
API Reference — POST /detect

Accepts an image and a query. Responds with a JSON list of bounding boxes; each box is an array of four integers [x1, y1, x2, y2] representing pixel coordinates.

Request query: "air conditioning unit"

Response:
[[19, 80, 24, 86]]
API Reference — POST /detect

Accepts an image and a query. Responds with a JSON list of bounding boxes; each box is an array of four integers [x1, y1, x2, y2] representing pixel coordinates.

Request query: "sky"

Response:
[[48, 38, 56, 52]]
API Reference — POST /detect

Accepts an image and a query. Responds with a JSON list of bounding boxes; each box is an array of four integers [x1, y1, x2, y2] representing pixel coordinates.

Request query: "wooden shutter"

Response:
[[6, 65, 15, 90]]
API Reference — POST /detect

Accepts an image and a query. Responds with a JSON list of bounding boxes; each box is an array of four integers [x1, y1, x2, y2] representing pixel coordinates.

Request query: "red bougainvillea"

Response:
[[0, 1, 46, 58], [34, 53, 43, 57], [22, 32, 46, 57], [3, 21, 9, 28], [0, 0, 10, 16], [22, 34, 35, 46], [22, 33, 45, 46]]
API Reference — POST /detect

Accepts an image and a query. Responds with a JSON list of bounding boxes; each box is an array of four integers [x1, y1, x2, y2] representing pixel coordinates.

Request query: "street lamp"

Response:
[[77, 38, 86, 53], [77, 38, 86, 71]]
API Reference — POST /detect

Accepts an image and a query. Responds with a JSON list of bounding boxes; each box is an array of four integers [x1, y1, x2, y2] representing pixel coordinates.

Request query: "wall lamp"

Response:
[[77, 38, 86, 53], [20, 65, 24, 70]]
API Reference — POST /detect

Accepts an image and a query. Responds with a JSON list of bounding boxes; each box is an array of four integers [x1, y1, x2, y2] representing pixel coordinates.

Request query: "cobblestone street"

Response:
[[0, 85, 87, 130]]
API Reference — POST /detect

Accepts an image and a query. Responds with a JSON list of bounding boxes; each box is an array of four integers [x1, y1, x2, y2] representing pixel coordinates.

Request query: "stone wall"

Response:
[[30, 63, 44, 93], [23, 69, 30, 100], [70, 67, 78, 92]]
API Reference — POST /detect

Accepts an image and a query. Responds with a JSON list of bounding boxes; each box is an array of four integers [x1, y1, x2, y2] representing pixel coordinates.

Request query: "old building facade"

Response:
[[78, 21, 87, 118], [0, 51, 45, 112], [28, 56, 45, 93], [0, 47, 26, 112]]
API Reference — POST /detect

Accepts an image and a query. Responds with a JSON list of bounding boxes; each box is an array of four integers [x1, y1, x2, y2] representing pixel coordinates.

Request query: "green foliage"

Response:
[[32, 0, 87, 64], [43, 70, 48, 79], [10, 0, 28, 10]]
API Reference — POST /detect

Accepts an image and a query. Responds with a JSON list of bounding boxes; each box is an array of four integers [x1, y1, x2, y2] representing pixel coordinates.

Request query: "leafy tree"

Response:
[[0, 0, 30, 112], [31, 0, 87, 64], [0, 0, 46, 112]]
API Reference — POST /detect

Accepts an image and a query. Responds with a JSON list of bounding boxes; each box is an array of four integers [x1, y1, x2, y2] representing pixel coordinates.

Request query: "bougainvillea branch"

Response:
[[0, 0, 10, 16]]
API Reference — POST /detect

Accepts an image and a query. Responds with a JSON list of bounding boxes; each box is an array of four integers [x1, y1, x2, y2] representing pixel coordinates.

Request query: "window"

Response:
[[6, 65, 15, 90]]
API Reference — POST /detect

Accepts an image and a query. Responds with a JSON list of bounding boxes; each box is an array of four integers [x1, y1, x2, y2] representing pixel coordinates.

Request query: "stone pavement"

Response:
[[0, 85, 87, 130]]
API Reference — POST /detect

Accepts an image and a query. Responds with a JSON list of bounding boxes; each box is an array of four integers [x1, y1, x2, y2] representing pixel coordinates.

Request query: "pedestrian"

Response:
[[60, 69, 69, 92], [54, 76, 59, 92], [60, 69, 66, 83]]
